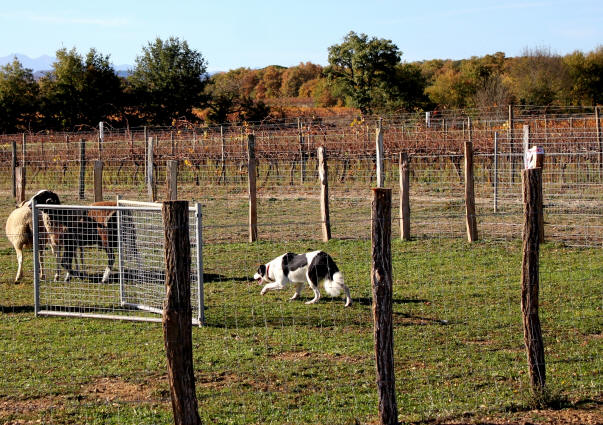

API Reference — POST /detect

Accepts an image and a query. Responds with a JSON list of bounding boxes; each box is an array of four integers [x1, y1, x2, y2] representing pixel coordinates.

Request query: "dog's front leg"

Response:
[[289, 282, 304, 301], [261, 281, 284, 295]]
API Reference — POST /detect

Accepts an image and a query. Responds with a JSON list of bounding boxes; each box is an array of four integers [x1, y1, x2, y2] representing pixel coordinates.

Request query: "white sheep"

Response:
[[5, 190, 61, 283]]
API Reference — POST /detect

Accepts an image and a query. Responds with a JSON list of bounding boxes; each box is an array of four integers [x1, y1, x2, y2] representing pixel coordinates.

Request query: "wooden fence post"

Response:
[[11, 140, 17, 199], [247, 134, 258, 242], [79, 139, 86, 200], [166, 160, 179, 201], [494, 132, 498, 213], [596, 106, 602, 175], [464, 138, 478, 242], [376, 119, 384, 188], [219, 126, 226, 184], [16, 166, 25, 204], [19, 133, 26, 203], [161, 200, 202, 425], [371, 188, 397, 425], [93, 160, 103, 202], [147, 136, 156, 202], [509, 104, 516, 183], [399, 152, 410, 241], [318, 146, 331, 242], [521, 168, 546, 395], [299, 119, 306, 184]]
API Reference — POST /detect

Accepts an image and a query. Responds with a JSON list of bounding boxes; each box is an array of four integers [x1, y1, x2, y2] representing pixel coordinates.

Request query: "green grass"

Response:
[[1, 229, 601, 424]]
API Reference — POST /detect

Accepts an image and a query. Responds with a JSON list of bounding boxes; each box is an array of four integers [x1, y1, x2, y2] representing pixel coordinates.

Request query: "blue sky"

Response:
[[1, 0, 601, 72]]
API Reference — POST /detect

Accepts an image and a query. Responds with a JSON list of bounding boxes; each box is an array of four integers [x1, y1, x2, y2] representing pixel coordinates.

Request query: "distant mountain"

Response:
[[1, 53, 133, 77], [0, 53, 55, 71]]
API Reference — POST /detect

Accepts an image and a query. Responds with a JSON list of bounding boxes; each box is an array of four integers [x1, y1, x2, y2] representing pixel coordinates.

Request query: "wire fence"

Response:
[[0, 104, 601, 423], [3, 105, 599, 246]]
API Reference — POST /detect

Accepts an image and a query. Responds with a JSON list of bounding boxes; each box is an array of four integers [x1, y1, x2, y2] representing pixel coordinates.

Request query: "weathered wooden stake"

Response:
[[219, 126, 226, 184], [79, 139, 86, 200], [19, 133, 27, 203], [247, 134, 258, 242], [596, 106, 602, 174], [464, 139, 478, 242], [376, 119, 384, 188], [299, 119, 306, 184], [16, 166, 25, 204], [147, 136, 156, 202], [93, 160, 103, 202], [509, 104, 516, 183], [11, 140, 17, 198], [494, 132, 498, 213], [166, 160, 179, 201], [318, 147, 331, 242], [521, 168, 546, 395], [371, 188, 398, 425], [161, 200, 202, 425], [399, 152, 410, 240]]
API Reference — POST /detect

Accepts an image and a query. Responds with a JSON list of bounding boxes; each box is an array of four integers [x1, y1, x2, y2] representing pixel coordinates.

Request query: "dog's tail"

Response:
[[324, 272, 352, 307]]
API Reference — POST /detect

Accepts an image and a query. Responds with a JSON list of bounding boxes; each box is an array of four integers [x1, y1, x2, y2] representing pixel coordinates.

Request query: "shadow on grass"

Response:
[[0, 305, 35, 313], [63, 269, 233, 284]]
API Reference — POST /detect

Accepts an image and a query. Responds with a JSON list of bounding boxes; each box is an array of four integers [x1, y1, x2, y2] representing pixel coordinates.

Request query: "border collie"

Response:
[[254, 251, 351, 306]]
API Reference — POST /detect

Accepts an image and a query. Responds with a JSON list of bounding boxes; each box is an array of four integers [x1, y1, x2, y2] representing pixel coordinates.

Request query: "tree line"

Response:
[[1, 32, 601, 133]]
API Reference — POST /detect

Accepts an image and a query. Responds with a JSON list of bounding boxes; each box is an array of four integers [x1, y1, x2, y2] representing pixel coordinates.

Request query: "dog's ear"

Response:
[[257, 264, 266, 277]]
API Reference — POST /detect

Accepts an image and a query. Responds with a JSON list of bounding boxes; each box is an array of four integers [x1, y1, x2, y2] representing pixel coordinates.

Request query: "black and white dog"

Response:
[[254, 251, 351, 306]]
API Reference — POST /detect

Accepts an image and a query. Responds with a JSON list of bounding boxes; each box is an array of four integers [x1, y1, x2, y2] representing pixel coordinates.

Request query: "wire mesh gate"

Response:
[[31, 200, 204, 325]]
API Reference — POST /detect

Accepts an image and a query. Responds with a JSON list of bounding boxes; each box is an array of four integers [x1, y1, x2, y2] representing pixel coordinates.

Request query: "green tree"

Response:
[[505, 47, 571, 105], [564, 46, 603, 105], [129, 37, 208, 124], [82, 49, 123, 125], [39, 47, 123, 130], [425, 63, 471, 108], [326, 31, 401, 114], [38, 48, 87, 129], [280, 62, 322, 97], [203, 68, 270, 124], [0, 58, 39, 132]]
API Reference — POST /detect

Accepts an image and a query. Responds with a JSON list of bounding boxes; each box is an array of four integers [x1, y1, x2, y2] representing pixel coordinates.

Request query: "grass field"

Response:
[[1, 204, 601, 425]]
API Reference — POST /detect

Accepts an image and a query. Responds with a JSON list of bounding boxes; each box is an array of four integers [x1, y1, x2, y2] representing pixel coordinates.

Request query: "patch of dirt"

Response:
[[0, 376, 169, 422], [80, 376, 166, 403], [0, 396, 59, 418]]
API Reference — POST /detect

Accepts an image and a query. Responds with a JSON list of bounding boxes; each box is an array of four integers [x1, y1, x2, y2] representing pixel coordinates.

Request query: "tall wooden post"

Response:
[[509, 104, 516, 183], [247, 134, 258, 242], [161, 200, 202, 425], [93, 160, 103, 202], [399, 152, 410, 240], [465, 139, 478, 242], [11, 140, 17, 198], [147, 136, 156, 202], [79, 139, 86, 200], [371, 188, 398, 425], [376, 119, 384, 188], [16, 167, 25, 204], [19, 133, 26, 203], [494, 132, 499, 213], [596, 106, 602, 174], [219, 126, 226, 184], [166, 160, 179, 201], [298, 119, 306, 184], [318, 147, 331, 242], [521, 168, 546, 395]]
